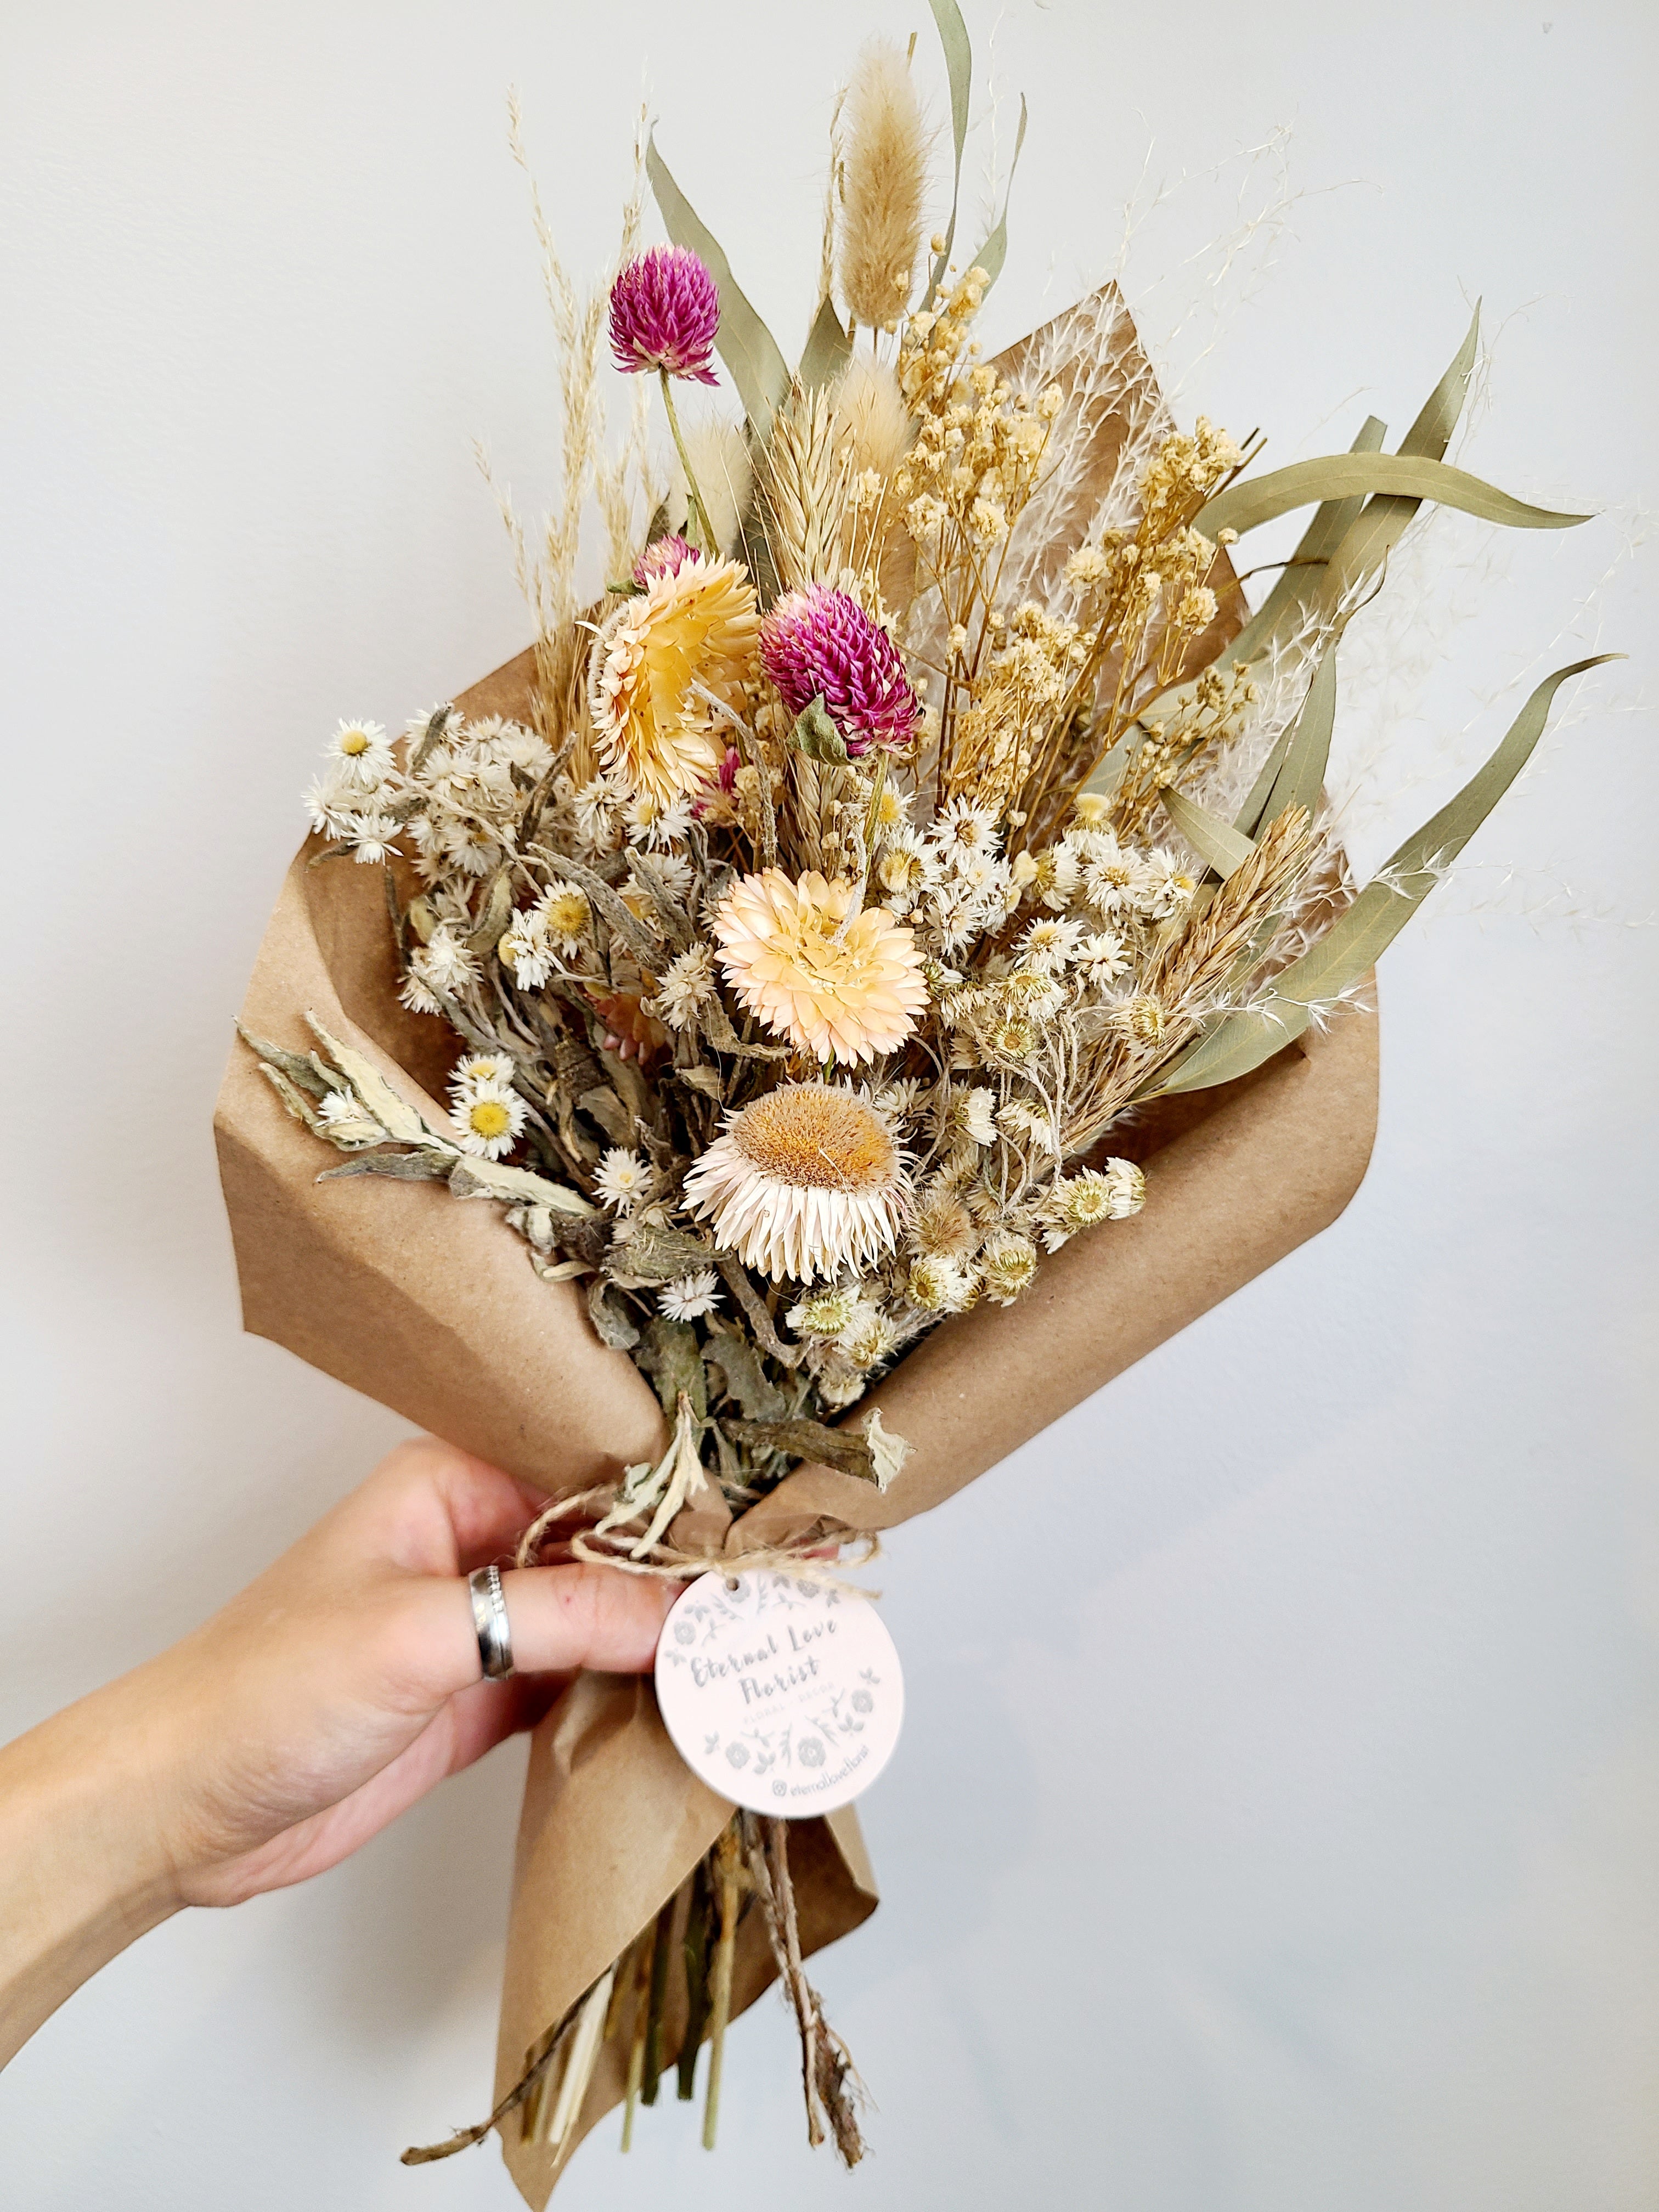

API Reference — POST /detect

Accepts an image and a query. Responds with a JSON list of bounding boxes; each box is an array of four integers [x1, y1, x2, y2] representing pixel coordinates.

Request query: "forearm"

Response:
[[0, 1678, 182, 2067]]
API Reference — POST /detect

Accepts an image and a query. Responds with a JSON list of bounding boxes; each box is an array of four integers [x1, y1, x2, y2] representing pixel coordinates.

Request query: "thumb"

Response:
[[423, 1561, 676, 1694]]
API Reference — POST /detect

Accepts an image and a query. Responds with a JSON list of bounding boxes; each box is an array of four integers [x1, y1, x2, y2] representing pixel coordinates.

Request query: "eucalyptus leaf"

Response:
[[969, 92, 1027, 292], [1197, 451, 1587, 544], [923, 0, 972, 307], [1313, 304, 1484, 620], [646, 133, 791, 430], [798, 294, 852, 390], [1226, 414, 1386, 669], [1254, 644, 1338, 830], [1145, 654, 1620, 1097], [1159, 787, 1256, 879]]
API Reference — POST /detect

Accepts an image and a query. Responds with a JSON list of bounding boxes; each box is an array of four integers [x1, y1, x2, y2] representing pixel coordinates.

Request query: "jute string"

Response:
[[512, 1486, 881, 1591]]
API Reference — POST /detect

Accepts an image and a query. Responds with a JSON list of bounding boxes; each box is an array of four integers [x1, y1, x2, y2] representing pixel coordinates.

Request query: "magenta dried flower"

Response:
[[608, 246, 721, 385], [760, 585, 919, 755], [633, 534, 703, 587]]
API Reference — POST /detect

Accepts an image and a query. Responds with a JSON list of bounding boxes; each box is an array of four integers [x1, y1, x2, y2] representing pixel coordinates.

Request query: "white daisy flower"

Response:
[[626, 792, 697, 849], [652, 944, 718, 1031], [933, 798, 1001, 857], [658, 1268, 723, 1322], [1019, 915, 1084, 970], [594, 1146, 651, 1213], [326, 718, 393, 786], [315, 1088, 383, 1144], [450, 1079, 526, 1161], [449, 1053, 515, 1099], [1137, 848, 1198, 920], [1077, 929, 1131, 986]]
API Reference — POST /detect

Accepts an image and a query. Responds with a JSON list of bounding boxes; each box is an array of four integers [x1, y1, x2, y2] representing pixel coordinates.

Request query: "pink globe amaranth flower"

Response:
[[633, 534, 702, 586], [608, 246, 721, 385], [760, 585, 919, 755]]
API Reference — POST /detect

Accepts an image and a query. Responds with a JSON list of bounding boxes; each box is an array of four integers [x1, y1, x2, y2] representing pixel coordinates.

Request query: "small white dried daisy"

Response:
[[450, 1079, 526, 1161], [594, 1146, 651, 1213], [1076, 929, 1131, 986], [658, 1268, 722, 1322], [327, 718, 393, 786], [652, 944, 718, 1031], [1019, 915, 1084, 970], [626, 792, 696, 849]]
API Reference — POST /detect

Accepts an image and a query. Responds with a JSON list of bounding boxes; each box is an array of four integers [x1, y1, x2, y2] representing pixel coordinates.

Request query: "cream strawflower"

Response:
[[712, 870, 928, 1065], [683, 1083, 911, 1283], [588, 555, 760, 807]]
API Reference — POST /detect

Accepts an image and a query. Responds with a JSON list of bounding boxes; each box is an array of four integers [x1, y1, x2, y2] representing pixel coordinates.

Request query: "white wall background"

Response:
[[2, 2, 1655, 2205]]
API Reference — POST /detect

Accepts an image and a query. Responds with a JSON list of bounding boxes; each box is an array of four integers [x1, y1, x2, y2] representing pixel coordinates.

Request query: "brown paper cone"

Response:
[[215, 288, 1377, 2203]]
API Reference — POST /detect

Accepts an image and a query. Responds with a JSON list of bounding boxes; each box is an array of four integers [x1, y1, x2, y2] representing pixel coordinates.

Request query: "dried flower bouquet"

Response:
[[219, 4, 1613, 2200]]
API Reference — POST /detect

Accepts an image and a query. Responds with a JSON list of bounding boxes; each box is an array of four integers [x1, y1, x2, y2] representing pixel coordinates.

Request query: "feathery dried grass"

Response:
[[1063, 804, 1314, 1151], [836, 40, 929, 331]]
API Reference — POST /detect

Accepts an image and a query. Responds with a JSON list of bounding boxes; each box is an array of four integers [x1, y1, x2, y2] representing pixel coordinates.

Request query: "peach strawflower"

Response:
[[682, 1082, 911, 1282], [587, 555, 759, 807], [711, 869, 928, 1064]]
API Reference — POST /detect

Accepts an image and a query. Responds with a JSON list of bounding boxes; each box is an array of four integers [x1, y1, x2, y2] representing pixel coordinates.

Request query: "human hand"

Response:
[[0, 1438, 673, 2061]]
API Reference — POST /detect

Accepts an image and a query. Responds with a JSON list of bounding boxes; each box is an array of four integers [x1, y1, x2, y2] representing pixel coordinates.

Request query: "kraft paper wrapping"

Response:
[[212, 287, 1379, 2202]]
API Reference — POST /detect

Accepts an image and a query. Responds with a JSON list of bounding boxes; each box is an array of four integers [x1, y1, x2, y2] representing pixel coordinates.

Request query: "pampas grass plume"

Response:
[[836, 38, 929, 331]]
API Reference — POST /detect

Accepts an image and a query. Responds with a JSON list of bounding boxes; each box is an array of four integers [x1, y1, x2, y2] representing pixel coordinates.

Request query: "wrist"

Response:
[[0, 1676, 184, 2067]]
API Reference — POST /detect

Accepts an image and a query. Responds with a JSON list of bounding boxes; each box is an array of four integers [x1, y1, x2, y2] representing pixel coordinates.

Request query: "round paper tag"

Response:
[[654, 1572, 904, 1815]]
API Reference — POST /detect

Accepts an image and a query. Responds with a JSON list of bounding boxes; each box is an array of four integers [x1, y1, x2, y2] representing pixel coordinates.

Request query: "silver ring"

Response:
[[468, 1564, 515, 1680]]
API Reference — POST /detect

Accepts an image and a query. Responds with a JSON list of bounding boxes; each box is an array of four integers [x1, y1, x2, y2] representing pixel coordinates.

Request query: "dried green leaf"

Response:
[[791, 696, 850, 764], [705, 1331, 787, 1421], [1159, 787, 1256, 880], [798, 294, 852, 390], [466, 868, 514, 955], [968, 92, 1026, 292], [579, 1084, 636, 1147], [586, 1278, 641, 1351], [1226, 414, 1386, 669], [646, 134, 791, 431], [637, 1316, 708, 1422], [722, 1416, 877, 1484], [318, 1149, 452, 1183], [606, 1218, 716, 1285], [447, 1154, 597, 1212], [305, 1014, 449, 1149], [237, 1024, 334, 1099], [1196, 451, 1588, 545], [1146, 654, 1621, 1096], [1253, 644, 1338, 831], [257, 1062, 327, 1132], [923, 0, 972, 308]]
